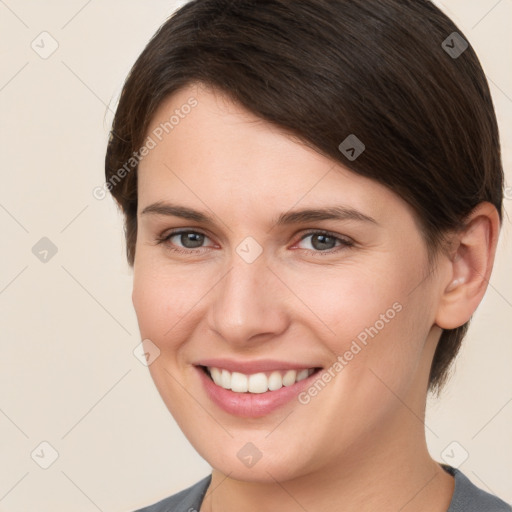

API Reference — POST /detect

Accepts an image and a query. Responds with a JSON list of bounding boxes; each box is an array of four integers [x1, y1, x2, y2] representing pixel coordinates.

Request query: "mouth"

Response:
[[199, 365, 322, 394], [195, 363, 324, 417]]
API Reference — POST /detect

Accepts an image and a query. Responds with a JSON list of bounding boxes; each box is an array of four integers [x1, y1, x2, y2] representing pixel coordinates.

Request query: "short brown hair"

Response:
[[105, 0, 503, 393]]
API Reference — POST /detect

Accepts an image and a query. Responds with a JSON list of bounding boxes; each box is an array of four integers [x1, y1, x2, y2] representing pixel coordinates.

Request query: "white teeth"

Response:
[[210, 367, 222, 386], [206, 366, 317, 393], [296, 369, 310, 382], [221, 369, 231, 389], [230, 372, 248, 392], [268, 371, 283, 391], [282, 370, 297, 386], [248, 373, 268, 393]]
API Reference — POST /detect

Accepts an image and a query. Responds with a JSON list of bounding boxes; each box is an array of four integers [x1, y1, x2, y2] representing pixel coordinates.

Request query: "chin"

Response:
[[213, 456, 308, 484]]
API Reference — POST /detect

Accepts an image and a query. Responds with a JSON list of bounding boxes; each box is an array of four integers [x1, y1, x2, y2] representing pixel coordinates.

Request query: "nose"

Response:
[[207, 253, 290, 347]]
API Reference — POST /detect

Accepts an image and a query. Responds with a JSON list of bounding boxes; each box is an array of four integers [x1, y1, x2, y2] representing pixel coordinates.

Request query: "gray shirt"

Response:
[[133, 465, 511, 511]]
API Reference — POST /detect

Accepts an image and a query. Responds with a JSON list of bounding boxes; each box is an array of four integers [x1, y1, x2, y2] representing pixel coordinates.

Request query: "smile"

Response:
[[195, 362, 323, 417], [203, 366, 317, 393]]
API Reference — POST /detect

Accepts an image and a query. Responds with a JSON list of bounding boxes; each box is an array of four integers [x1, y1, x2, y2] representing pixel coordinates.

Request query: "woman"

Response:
[[105, 0, 511, 510]]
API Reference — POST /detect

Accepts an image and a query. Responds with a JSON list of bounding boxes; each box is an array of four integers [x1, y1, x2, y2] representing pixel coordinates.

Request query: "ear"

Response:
[[435, 202, 501, 330]]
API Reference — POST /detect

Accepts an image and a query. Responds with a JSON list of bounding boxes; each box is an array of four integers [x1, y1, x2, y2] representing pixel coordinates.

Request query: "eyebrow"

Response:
[[140, 201, 379, 226]]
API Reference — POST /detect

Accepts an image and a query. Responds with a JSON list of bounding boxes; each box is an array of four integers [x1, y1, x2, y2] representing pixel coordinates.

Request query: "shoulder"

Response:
[[446, 465, 511, 512], [132, 474, 212, 512]]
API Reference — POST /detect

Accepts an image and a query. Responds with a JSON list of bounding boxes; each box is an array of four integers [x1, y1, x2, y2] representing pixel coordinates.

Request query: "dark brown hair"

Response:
[[105, 0, 503, 393]]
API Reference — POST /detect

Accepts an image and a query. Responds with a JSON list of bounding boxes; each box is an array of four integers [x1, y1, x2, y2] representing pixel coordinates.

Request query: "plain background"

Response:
[[0, 1, 510, 510]]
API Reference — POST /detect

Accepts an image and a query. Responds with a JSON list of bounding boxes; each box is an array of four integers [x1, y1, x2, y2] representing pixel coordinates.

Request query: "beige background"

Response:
[[0, 1, 510, 510]]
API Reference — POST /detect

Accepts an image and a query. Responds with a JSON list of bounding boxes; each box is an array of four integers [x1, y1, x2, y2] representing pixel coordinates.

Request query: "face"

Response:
[[132, 83, 443, 483]]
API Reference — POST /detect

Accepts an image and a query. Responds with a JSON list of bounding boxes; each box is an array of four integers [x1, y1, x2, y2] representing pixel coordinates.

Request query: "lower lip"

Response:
[[196, 366, 321, 418]]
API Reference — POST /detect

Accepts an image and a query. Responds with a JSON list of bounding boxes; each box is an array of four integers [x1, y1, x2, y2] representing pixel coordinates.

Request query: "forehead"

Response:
[[137, 83, 411, 227], [141, 82, 327, 179]]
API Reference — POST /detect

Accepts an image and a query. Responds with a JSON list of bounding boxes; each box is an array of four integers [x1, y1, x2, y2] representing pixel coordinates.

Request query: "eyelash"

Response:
[[154, 229, 354, 256]]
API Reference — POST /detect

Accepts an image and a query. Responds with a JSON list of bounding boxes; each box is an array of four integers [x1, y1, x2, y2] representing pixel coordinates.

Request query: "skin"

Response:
[[132, 82, 500, 512]]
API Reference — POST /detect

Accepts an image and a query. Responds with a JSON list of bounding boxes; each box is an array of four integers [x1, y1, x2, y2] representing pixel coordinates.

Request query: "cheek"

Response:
[[131, 257, 203, 348], [132, 271, 169, 340], [290, 259, 411, 343], [294, 256, 427, 392], [131, 260, 204, 420], [133, 232, 215, 309]]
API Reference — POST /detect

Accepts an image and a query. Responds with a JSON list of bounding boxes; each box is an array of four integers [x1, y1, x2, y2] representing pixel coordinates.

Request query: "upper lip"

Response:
[[195, 358, 322, 374]]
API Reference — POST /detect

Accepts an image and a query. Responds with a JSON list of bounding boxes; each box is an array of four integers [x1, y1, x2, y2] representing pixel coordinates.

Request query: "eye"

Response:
[[155, 229, 214, 254], [295, 230, 354, 253], [155, 228, 354, 256]]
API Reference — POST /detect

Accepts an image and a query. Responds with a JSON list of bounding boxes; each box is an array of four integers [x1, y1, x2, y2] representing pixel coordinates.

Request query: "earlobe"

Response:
[[435, 202, 500, 330]]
